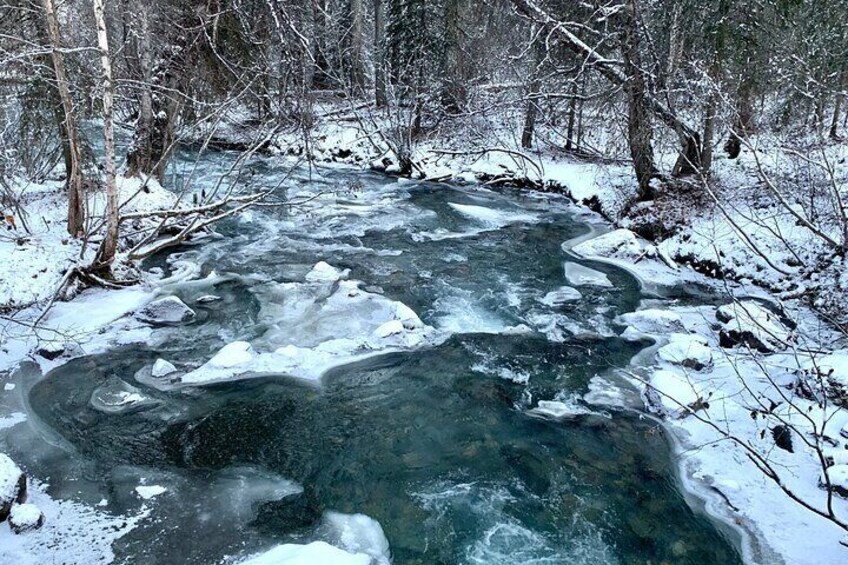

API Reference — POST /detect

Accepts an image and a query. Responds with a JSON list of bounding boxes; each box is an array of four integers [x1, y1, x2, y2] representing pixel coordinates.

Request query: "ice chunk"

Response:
[[571, 228, 644, 261], [90, 377, 158, 414], [528, 394, 597, 420], [447, 202, 536, 228], [305, 261, 350, 282], [238, 541, 371, 565], [322, 512, 390, 564], [134, 485, 167, 500], [564, 262, 613, 287], [539, 287, 582, 306], [151, 359, 177, 378], [209, 341, 255, 368]]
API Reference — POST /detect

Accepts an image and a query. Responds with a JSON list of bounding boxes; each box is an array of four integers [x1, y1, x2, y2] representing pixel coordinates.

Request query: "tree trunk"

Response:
[[620, 0, 657, 199], [441, 0, 466, 113], [830, 71, 846, 140], [521, 27, 544, 149], [41, 0, 85, 237], [344, 0, 366, 94], [565, 78, 578, 151], [374, 0, 387, 106], [93, 0, 119, 267], [125, 9, 189, 182]]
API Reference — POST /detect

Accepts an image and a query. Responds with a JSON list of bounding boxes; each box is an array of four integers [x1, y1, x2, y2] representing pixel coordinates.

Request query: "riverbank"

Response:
[[1, 116, 847, 563]]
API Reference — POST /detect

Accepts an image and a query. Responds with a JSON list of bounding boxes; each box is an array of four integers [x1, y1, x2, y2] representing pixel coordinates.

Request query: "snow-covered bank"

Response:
[[568, 227, 848, 564]]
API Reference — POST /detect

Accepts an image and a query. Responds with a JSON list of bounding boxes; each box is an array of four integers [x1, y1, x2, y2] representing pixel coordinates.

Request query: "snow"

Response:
[[151, 358, 177, 378], [563, 262, 613, 287], [135, 295, 196, 326], [134, 485, 167, 500], [717, 300, 792, 353], [173, 267, 437, 387], [643, 369, 706, 418], [305, 261, 350, 282], [8, 503, 43, 532], [616, 309, 686, 335], [571, 228, 644, 261], [238, 541, 371, 565], [0, 452, 24, 506], [0, 476, 145, 564], [566, 224, 848, 564], [208, 341, 255, 368], [655, 333, 713, 370]]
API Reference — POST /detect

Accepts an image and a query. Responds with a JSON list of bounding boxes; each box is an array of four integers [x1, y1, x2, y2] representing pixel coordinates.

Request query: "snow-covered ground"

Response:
[[568, 226, 848, 565]]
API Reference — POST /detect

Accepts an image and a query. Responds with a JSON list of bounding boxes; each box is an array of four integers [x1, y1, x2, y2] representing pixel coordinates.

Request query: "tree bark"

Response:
[[374, 0, 387, 106], [521, 27, 544, 149], [93, 0, 119, 267], [441, 0, 466, 113], [41, 0, 85, 237], [620, 0, 657, 199], [830, 71, 846, 140]]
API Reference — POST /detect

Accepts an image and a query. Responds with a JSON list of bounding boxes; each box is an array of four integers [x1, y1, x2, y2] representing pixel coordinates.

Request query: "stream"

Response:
[[2, 151, 743, 564]]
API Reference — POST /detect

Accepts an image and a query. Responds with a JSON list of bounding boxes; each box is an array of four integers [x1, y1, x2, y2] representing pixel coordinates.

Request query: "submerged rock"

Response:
[[136, 296, 196, 326], [90, 377, 159, 414], [0, 453, 27, 522], [8, 503, 44, 533]]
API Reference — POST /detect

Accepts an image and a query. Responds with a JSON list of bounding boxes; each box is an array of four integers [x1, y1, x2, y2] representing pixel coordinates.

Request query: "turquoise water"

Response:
[[15, 158, 741, 564]]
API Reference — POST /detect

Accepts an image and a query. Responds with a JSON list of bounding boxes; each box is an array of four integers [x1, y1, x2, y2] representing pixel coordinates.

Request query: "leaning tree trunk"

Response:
[[620, 0, 657, 199], [93, 0, 119, 268], [41, 0, 85, 237]]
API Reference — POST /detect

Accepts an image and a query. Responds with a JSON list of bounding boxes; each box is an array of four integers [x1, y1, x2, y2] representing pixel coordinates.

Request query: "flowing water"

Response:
[[4, 151, 742, 564]]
